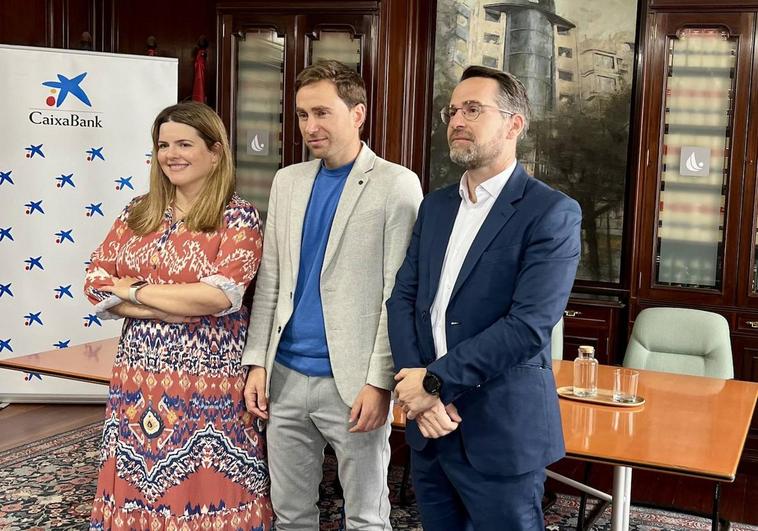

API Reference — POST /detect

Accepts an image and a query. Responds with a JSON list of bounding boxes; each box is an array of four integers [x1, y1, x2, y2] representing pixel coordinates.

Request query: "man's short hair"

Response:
[[461, 65, 531, 133], [296, 60, 367, 109]]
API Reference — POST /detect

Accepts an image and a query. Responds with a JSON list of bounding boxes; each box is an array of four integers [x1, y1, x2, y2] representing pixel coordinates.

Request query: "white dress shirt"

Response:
[[430, 160, 517, 359]]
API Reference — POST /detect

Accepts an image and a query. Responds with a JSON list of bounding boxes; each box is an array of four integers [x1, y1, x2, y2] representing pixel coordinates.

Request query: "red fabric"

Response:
[[192, 49, 207, 103]]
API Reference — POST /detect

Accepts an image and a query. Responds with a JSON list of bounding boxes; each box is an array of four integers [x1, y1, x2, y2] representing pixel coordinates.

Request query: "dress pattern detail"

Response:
[[85, 194, 272, 530]]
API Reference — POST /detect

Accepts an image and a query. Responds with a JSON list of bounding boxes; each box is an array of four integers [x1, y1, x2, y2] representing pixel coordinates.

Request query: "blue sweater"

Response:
[[275, 160, 354, 376]]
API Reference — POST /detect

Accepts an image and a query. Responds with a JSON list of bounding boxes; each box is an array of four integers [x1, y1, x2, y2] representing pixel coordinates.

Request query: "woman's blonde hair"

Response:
[[127, 102, 235, 234]]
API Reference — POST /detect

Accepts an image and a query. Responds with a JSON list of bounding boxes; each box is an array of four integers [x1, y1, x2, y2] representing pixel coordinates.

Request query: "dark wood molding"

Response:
[[621, 0, 650, 296], [634, 11, 753, 308], [216, 1, 379, 13], [650, 0, 758, 10], [736, 23, 758, 310]]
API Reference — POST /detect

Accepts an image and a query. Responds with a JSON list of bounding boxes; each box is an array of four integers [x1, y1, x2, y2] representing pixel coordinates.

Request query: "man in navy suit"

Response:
[[387, 65, 582, 531]]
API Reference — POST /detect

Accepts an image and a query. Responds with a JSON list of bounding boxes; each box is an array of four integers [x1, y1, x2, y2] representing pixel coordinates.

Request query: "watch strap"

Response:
[[128, 281, 148, 305]]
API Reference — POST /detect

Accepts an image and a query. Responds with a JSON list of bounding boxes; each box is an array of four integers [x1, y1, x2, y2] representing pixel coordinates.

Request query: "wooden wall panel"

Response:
[[66, 0, 94, 50], [0, 0, 216, 104], [376, 0, 436, 180], [114, 0, 216, 103], [0, 0, 48, 47]]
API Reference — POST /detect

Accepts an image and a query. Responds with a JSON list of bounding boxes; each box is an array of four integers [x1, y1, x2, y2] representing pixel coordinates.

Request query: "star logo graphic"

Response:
[[55, 229, 74, 244], [24, 372, 42, 381], [54, 339, 71, 349], [0, 227, 13, 242], [0, 283, 12, 297], [25, 144, 45, 159], [54, 285, 73, 299], [42, 72, 92, 107], [0, 170, 13, 186], [83, 314, 102, 327], [24, 312, 43, 326], [115, 176, 134, 190], [86, 147, 105, 161], [24, 200, 45, 215], [25, 256, 44, 271], [55, 173, 75, 188], [85, 203, 104, 217], [0, 338, 12, 353]]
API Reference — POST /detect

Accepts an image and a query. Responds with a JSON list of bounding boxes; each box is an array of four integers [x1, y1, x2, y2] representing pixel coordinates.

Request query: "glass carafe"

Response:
[[573, 345, 598, 397]]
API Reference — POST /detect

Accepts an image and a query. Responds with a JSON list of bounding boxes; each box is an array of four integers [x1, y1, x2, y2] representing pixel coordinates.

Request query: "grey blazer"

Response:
[[242, 144, 423, 406]]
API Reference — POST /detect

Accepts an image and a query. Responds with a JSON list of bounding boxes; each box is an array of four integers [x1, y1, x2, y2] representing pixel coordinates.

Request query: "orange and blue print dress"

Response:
[[85, 195, 272, 530]]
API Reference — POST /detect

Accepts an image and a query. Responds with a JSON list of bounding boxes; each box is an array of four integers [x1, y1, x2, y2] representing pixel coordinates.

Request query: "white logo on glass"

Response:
[[679, 146, 710, 177], [685, 152, 705, 172], [250, 135, 265, 152]]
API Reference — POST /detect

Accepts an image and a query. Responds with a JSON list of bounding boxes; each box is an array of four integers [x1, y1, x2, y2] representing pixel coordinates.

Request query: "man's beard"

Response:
[[448, 129, 505, 170]]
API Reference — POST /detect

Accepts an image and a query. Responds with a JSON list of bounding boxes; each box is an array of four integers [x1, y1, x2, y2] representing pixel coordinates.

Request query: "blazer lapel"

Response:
[[322, 143, 374, 272], [288, 159, 321, 284], [428, 187, 461, 302], [449, 164, 529, 302]]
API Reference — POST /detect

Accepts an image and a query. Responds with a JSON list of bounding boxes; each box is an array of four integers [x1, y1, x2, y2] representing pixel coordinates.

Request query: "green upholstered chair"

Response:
[[624, 307, 733, 379], [623, 307, 733, 531], [551, 317, 564, 361]]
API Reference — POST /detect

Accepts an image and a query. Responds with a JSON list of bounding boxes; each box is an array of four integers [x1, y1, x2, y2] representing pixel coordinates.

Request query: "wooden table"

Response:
[[2, 345, 757, 531], [553, 360, 758, 531], [0, 337, 116, 385]]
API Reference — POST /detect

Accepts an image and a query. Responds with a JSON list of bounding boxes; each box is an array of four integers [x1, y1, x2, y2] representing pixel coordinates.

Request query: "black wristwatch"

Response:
[[422, 371, 442, 396]]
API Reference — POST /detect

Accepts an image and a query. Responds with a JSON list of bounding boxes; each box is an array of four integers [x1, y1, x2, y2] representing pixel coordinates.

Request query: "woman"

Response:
[[85, 102, 272, 530]]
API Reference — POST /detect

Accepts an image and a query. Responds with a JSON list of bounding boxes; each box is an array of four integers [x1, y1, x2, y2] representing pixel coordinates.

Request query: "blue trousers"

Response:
[[410, 429, 546, 531]]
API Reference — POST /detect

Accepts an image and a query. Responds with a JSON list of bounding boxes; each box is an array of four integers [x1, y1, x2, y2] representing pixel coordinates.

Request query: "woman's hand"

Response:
[[101, 276, 140, 300]]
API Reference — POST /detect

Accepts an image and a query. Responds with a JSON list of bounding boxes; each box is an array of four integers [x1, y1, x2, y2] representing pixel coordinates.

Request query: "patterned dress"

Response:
[[85, 195, 272, 531]]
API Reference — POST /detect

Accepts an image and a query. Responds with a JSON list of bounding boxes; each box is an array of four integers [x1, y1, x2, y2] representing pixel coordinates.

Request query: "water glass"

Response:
[[613, 368, 640, 403]]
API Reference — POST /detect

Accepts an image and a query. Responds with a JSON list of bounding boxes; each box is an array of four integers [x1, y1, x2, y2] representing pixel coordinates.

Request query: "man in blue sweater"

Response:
[[242, 60, 423, 530]]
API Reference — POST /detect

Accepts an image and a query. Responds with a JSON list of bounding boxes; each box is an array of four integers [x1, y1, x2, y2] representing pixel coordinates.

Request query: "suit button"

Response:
[[277, 326, 282, 333], [421, 310, 428, 319]]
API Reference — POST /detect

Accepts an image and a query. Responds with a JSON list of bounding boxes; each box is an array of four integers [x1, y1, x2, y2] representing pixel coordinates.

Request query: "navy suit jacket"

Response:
[[387, 164, 581, 476]]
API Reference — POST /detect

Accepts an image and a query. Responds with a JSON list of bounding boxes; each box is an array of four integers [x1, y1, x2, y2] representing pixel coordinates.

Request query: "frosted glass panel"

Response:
[[656, 28, 737, 289], [305, 31, 362, 160], [235, 30, 285, 219], [309, 31, 361, 70]]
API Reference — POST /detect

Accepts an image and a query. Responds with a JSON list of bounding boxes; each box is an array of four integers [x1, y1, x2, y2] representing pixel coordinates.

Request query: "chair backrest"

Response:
[[623, 307, 733, 379], [550, 317, 564, 361]]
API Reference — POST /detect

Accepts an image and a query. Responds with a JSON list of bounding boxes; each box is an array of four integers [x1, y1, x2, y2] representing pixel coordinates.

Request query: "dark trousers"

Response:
[[410, 429, 545, 531]]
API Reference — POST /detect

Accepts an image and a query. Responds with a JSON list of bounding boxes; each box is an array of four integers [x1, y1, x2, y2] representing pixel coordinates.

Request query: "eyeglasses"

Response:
[[440, 103, 515, 124]]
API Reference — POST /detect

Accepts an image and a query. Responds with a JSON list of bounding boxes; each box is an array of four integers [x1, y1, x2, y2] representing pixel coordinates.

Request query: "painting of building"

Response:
[[430, 0, 640, 283]]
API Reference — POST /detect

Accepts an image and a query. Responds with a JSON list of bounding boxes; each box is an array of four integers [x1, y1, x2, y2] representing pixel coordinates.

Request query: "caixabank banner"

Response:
[[0, 45, 177, 401]]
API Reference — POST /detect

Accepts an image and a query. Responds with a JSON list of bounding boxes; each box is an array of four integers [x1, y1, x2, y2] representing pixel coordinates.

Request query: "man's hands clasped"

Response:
[[394, 367, 462, 439]]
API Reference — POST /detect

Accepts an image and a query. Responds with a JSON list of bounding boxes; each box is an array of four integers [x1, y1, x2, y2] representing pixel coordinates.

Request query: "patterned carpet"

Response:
[[1, 421, 757, 530]]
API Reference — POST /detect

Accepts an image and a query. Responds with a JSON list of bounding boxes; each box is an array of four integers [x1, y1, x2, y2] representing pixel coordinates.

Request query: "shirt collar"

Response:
[[458, 159, 518, 206]]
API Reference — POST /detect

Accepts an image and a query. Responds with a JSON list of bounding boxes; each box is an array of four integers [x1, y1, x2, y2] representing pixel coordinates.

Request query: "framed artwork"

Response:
[[429, 0, 640, 284]]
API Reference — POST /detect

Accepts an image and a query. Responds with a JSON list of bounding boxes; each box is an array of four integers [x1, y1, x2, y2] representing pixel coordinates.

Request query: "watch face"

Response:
[[423, 373, 440, 395], [131, 280, 148, 287]]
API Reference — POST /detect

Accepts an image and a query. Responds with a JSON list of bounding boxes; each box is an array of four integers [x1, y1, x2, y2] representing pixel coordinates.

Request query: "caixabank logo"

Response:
[[29, 72, 103, 128]]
